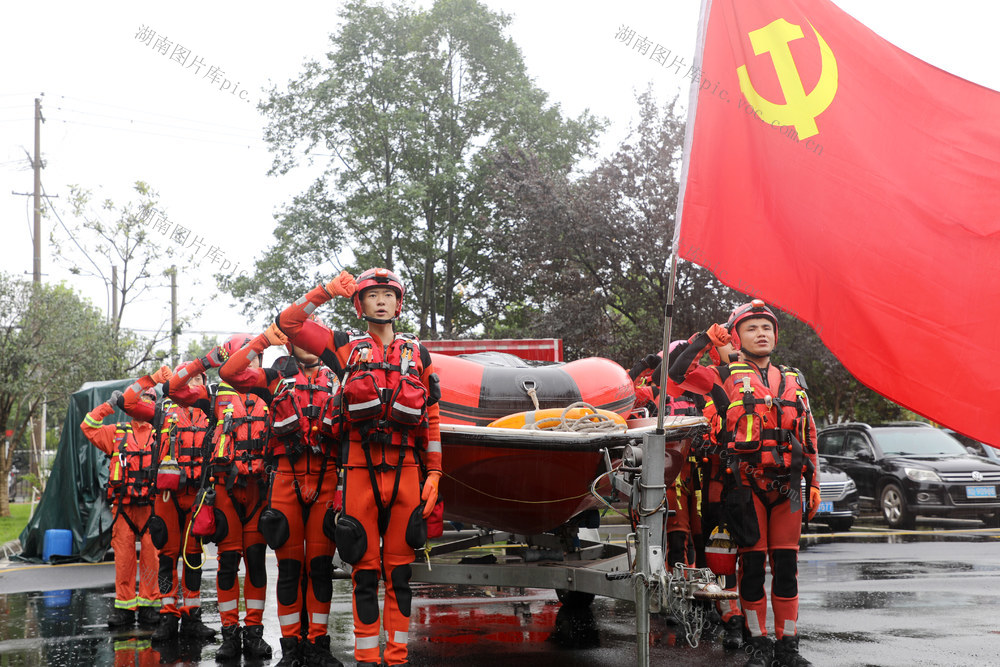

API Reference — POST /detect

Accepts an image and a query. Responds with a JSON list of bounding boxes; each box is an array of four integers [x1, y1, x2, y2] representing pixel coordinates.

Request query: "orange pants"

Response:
[[214, 478, 268, 627], [738, 486, 802, 639], [111, 501, 158, 610], [267, 454, 337, 642], [148, 486, 204, 617], [345, 464, 421, 666]]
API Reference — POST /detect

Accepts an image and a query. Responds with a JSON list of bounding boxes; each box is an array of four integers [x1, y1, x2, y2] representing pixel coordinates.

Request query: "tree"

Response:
[[483, 89, 739, 365], [0, 273, 118, 517], [227, 0, 603, 336], [49, 181, 196, 374]]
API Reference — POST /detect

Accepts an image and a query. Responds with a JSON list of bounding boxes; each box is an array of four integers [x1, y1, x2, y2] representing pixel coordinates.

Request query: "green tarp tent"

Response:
[[19, 379, 133, 562]]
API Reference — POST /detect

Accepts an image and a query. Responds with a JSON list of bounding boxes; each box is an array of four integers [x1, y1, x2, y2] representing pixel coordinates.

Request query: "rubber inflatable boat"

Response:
[[431, 352, 704, 534]]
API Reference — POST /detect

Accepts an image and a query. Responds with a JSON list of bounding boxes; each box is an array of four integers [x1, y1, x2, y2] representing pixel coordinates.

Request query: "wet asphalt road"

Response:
[[2, 518, 1000, 666]]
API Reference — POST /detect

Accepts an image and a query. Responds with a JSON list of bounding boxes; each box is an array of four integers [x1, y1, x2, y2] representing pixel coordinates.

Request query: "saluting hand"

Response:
[[325, 270, 357, 299], [264, 323, 288, 347]]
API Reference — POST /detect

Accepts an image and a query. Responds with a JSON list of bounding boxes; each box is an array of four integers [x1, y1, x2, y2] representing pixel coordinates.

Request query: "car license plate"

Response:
[[817, 501, 834, 513], [966, 485, 997, 499]]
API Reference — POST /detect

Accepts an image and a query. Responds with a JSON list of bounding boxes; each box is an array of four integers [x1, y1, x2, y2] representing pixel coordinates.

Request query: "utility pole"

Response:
[[170, 265, 178, 368], [31, 96, 45, 484], [111, 265, 118, 330], [33, 97, 42, 284]]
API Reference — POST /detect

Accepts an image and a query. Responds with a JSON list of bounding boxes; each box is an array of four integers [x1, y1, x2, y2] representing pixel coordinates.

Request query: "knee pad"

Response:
[[147, 515, 169, 550], [405, 504, 427, 550], [277, 559, 302, 607], [354, 569, 380, 625], [209, 508, 229, 544], [310, 556, 334, 604], [334, 513, 367, 565], [389, 564, 412, 618], [244, 543, 267, 588], [183, 553, 203, 592], [667, 531, 689, 567], [740, 551, 767, 602], [157, 554, 175, 594], [258, 506, 290, 550], [218, 550, 241, 591], [771, 549, 799, 599]]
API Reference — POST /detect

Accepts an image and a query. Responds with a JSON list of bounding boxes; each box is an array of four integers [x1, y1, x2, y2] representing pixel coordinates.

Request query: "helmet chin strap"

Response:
[[362, 314, 395, 325]]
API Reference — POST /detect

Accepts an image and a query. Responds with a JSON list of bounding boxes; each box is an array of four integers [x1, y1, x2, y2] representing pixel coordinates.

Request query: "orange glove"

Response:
[[151, 365, 172, 384], [421, 471, 442, 518], [264, 323, 288, 346], [324, 270, 357, 299], [707, 323, 731, 347], [808, 486, 822, 520]]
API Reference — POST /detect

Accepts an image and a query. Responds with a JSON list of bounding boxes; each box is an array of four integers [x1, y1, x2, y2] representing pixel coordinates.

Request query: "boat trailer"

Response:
[[411, 421, 736, 666]]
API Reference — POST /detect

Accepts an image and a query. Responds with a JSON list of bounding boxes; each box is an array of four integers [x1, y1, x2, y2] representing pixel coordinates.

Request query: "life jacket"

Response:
[[667, 392, 702, 417], [107, 423, 156, 503], [161, 400, 210, 487], [207, 383, 270, 480], [718, 362, 812, 470], [268, 363, 341, 459], [340, 331, 428, 467]]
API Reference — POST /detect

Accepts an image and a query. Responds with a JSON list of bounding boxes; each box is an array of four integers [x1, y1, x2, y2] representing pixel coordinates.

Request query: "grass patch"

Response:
[[0, 503, 34, 544]]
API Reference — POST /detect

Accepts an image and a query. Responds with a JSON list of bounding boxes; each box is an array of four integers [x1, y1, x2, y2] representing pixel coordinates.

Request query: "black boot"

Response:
[[151, 612, 179, 641], [774, 635, 813, 667], [745, 635, 774, 667], [723, 615, 745, 650], [107, 606, 135, 628], [301, 634, 344, 666], [276, 636, 301, 666], [241, 624, 273, 660], [137, 605, 161, 627], [180, 607, 217, 639], [215, 624, 242, 662]]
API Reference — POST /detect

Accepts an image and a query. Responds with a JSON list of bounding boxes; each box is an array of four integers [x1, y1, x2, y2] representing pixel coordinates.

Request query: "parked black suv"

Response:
[[817, 423, 1000, 529]]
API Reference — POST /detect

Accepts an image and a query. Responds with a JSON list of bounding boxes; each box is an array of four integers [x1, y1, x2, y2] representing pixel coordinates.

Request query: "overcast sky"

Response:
[[3, 1, 998, 364]]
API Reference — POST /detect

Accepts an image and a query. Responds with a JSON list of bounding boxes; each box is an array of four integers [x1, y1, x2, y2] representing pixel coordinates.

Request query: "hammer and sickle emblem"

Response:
[[737, 18, 838, 139]]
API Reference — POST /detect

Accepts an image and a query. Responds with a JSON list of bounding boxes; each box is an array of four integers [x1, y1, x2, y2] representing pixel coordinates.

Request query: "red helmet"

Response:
[[726, 299, 778, 350], [352, 268, 405, 322], [223, 333, 254, 358]]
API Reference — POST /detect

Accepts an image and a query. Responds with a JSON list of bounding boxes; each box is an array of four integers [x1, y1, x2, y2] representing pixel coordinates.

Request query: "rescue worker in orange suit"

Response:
[[167, 339, 272, 662], [668, 300, 819, 667], [80, 369, 169, 628], [220, 323, 345, 667], [122, 365, 217, 642], [276, 268, 442, 667], [630, 344, 705, 571], [665, 337, 744, 650]]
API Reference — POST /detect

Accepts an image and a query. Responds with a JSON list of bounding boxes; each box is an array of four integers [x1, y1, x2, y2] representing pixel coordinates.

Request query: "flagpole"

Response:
[[634, 3, 716, 666], [655, 0, 714, 434]]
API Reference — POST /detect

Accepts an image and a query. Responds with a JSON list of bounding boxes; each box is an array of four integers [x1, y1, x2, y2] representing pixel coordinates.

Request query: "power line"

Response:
[[55, 94, 261, 134], [50, 117, 258, 148], [52, 105, 260, 141]]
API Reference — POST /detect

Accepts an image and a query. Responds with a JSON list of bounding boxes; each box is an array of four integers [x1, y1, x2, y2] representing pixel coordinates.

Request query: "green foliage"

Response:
[[0, 273, 122, 515], [232, 0, 602, 337], [49, 180, 196, 372], [482, 89, 740, 365]]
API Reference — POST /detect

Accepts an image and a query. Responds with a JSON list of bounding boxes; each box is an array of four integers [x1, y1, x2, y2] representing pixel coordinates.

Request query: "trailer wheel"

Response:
[[556, 589, 595, 608]]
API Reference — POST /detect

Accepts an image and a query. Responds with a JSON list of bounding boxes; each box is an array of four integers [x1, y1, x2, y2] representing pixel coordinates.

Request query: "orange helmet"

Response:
[[726, 299, 778, 350], [352, 268, 405, 323]]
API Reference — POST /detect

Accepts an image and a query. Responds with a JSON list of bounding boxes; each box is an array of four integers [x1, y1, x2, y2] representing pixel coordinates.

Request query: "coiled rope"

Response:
[[524, 402, 627, 433]]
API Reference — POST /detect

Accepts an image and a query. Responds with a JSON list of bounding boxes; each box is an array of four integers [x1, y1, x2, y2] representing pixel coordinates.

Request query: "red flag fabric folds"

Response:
[[678, 0, 1000, 444]]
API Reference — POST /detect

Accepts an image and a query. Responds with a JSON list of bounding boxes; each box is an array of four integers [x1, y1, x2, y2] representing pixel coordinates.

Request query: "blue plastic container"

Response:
[[42, 529, 73, 562]]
